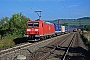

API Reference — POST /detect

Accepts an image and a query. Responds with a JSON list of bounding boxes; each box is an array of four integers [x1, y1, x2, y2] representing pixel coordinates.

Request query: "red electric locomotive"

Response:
[[25, 19, 55, 41]]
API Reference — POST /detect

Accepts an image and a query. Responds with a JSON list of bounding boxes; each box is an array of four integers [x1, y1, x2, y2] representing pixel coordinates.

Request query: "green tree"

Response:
[[86, 26, 90, 31], [0, 17, 9, 30], [0, 17, 9, 38], [9, 12, 30, 36], [0, 12, 30, 38]]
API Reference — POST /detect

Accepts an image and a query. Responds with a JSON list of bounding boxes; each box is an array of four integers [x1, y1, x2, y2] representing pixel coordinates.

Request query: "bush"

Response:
[[80, 33, 90, 51]]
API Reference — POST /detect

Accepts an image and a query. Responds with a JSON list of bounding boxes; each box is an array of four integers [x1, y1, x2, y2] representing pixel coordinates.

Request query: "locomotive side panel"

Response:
[[50, 24, 55, 35], [43, 23, 48, 36], [45, 22, 55, 35], [37, 20, 43, 36]]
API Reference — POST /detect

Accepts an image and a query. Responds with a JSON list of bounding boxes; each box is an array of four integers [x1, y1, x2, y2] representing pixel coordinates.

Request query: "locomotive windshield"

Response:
[[33, 22, 39, 27], [28, 23, 33, 27], [28, 22, 39, 27]]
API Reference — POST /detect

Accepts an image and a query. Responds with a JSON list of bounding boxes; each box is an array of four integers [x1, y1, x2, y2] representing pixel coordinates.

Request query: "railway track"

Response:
[[25, 33, 75, 60], [0, 32, 88, 60], [46, 32, 89, 60], [0, 37, 52, 56], [65, 32, 89, 60], [45, 33, 75, 60], [0, 42, 32, 56], [0, 33, 71, 60], [26, 32, 89, 60]]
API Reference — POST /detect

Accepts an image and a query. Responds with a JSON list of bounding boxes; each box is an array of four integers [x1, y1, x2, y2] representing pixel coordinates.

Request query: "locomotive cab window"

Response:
[[28, 22, 39, 27], [28, 23, 33, 27], [34, 22, 39, 27]]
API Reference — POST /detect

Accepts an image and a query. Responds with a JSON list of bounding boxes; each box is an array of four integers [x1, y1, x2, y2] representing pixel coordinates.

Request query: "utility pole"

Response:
[[79, 19, 81, 28], [78, 19, 83, 34], [34, 10, 42, 20], [58, 19, 60, 25]]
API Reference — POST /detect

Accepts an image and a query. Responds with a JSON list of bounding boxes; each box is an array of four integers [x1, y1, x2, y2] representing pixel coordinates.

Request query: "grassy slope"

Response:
[[81, 31, 90, 50], [0, 34, 22, 49]]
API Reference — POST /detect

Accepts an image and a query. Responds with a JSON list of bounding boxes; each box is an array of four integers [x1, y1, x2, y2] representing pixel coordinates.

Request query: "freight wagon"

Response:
[[65, 26, 69, 33], [61, 26, 65, 34], [54, 23, 61, 36], [61, 26, 70, 34]]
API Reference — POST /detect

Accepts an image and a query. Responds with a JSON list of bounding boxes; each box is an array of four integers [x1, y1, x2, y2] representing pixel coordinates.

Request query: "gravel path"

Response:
[[65, 32, 90, 60]]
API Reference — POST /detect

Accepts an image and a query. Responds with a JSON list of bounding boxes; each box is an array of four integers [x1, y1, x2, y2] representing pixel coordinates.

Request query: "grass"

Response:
[[0, 34, 22, 49], [80, 31, 90, 51]]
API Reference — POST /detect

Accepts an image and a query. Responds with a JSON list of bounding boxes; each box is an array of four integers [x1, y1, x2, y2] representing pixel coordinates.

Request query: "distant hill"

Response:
[[78, 17, 90, 20], [45, 17, 90, 26]]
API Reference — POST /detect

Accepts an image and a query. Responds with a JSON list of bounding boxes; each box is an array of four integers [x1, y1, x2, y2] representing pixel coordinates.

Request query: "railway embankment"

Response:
[[0, 35, 27, 49], [80, 31, 90, 51]]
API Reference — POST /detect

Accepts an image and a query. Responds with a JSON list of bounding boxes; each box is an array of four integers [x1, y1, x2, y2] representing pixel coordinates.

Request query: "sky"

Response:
[[0, 0, 90, 20]]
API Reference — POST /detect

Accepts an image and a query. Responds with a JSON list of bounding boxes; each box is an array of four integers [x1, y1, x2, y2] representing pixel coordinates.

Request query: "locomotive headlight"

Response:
[[35, 29, 38, 31], [27, 29, 31, 31]]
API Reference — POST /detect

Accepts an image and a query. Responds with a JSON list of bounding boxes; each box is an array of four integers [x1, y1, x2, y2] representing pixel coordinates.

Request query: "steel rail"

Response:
[[0, 42, 32, 56], [39, 33, 75, 60], [61, 33, 76, 60]]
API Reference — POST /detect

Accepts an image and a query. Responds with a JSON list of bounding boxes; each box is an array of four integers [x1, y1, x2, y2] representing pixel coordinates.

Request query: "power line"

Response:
[[12, 0, 58, 20], [65, 0, 73, 18], [12, 0, 33, 10], [59, 0, 72, 18]]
